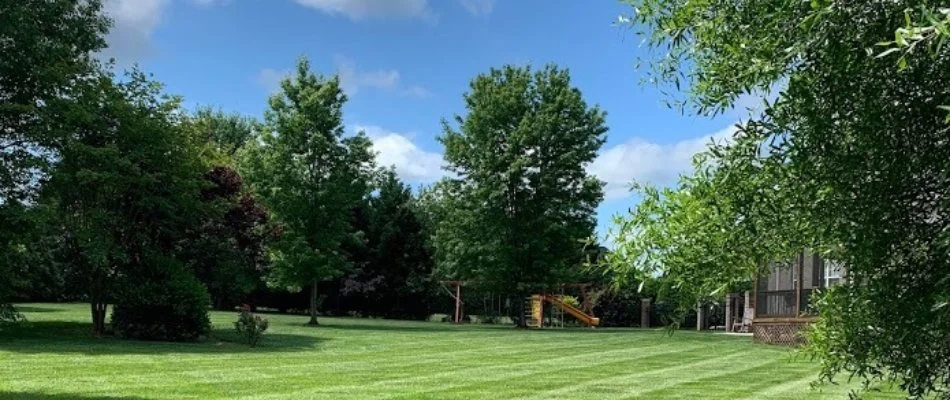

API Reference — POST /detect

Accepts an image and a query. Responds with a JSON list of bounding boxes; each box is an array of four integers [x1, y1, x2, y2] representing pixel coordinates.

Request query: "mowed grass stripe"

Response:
[[58, 334, 652, 395], [2, 323, 651, 382], [1, 304, 905, 400], [518, 350, 752, 400], [618, 355, 785, 399], [239, 342, 696, 399], [375, 343, 715, 399]]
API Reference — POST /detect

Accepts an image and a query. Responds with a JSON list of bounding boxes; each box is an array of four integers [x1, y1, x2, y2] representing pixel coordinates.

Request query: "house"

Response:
[[750, 250, 845, 345]]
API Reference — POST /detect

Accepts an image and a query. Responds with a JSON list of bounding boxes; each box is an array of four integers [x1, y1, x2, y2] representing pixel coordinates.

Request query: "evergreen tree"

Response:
[[342, 170, 434, 318]]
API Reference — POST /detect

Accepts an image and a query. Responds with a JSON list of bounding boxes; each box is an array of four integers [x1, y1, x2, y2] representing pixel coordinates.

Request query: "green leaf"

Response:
[[875, 48, 901, 58], [897, 56, 908, 70]]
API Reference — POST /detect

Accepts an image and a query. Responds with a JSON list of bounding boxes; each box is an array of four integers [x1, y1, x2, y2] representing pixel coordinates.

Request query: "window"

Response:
[[824, 260, 844, 287]]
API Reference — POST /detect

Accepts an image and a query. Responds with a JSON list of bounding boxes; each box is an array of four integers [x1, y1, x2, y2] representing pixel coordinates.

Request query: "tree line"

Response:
[[1, 0, 609, 337]]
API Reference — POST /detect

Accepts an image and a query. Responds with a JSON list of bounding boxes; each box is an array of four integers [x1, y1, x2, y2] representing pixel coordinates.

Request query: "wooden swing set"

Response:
[[438, 281, 598, 327]]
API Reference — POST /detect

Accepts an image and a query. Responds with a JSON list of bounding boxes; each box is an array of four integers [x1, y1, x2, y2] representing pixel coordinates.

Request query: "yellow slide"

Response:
[[543, 295, 600, 327]]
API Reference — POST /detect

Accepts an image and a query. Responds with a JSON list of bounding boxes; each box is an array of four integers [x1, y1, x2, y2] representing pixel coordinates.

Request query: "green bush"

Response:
[[234, 304, 268, 347], [112, 258, 211, 342], [0, 302, 21, 325], [427, 313, 450, 322]]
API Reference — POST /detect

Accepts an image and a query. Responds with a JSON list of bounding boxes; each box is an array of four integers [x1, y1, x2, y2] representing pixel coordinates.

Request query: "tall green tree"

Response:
[[47, 70, 211, 335], [619, 0, 950, 396], [436, 65, 607, 326], [0, 0, 109, 322], [242, 58, 375, 326], [341, 169, 435, 318]]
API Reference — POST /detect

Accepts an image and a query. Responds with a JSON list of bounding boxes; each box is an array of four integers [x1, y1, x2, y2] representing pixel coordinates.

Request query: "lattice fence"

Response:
[[752, 321, 810, 346]]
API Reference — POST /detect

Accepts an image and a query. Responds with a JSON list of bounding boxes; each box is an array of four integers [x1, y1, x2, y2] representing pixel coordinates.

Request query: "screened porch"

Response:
[[754, 251, 845, 318]]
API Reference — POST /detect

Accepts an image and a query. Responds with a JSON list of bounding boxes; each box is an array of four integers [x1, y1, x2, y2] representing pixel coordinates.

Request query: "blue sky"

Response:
[[101, 0, 744, 239]]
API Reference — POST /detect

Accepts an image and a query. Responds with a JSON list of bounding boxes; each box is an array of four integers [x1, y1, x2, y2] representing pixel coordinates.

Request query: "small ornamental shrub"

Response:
[[0, 302, 22, 326], [235, 304, 268, 347], [112, 258, 212, 342]]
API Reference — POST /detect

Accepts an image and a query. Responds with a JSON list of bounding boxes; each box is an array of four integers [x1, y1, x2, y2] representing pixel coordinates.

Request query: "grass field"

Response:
[[0, 304, 902, 399]]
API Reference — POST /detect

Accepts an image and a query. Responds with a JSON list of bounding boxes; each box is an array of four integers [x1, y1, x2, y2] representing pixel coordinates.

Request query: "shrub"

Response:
[[427, 313, 450, 322], [592, 291, 642, 327], [0, 302, 22, 325], [234, 304, 268, 347], [112, 258, 211, 342]]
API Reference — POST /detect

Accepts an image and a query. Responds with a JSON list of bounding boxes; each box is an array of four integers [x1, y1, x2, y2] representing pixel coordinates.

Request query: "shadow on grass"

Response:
[[0, 392, 148, 400], [313, 320, 512, 333], [0, 321, 325, 355], [14, 306, 63, 313]]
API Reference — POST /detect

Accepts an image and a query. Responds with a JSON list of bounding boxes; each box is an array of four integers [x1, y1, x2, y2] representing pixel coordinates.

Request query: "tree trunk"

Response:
[[89, 275, 107, 336], [90, 300, 106, 336], [516, 292, 528, 328], [308, 279, 319, 326]]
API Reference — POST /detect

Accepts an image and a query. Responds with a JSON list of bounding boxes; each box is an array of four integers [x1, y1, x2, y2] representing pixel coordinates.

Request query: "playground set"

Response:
[[440, 281, 600, 328]]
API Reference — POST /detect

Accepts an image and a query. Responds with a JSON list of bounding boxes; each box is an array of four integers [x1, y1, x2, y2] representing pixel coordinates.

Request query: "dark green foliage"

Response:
[[111, 258, 211, 342], [591, 291, 643, 328], [0, 302, 21, 326], [0, 203, 31, 319], [186, 166, 272, 310], [339, 170, 436, 319], [0, 0, 109, 203], [0, 0, 109, 324], [434, 65, 607, 325], [47, 70, 211, 335], [1, 202, 73, 303]]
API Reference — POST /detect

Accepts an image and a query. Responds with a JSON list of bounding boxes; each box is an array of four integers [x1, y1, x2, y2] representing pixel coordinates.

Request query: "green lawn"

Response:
[[0, 304, 901, 399]]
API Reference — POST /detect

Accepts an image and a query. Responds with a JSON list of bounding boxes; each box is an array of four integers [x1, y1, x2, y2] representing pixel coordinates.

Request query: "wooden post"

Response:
[[641, 298, 651, 328], [696, 302, 705, 331], [795, 251, 803, 316], [725, 294, 734, 332], [539, 293, 544, 328], [744, 290, 754, 323], [580, 285, 591, 314]]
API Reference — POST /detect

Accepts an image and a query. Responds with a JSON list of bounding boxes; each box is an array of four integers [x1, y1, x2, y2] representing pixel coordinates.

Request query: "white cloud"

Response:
[[294, 0, 433, 21], [357, 125, 446, 183], [589, 125, 737, 200], [101, 0, 168, 65], [101, 0, 229, 65], [337, 57, 399, 95], [257, 68, 291, 93], [459, 0, 494, 16], [335, 56, 431, 98], [402, 85, 433, 99]]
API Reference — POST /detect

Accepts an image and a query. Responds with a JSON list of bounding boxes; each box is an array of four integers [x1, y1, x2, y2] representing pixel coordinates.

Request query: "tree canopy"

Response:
[[241, 58, 376, 325], [47, 70, 212, 335], [434, 65, 607, 325], [610, 0, 950, 397]]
